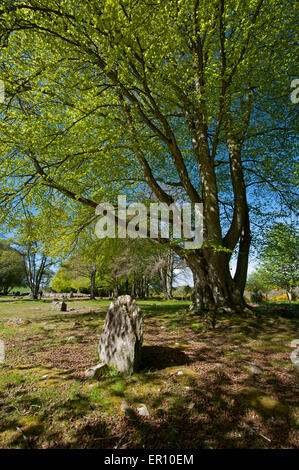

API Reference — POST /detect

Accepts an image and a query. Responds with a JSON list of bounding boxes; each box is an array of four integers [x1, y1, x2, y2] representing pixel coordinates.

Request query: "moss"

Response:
[[109, 379, 126, 396], [0, 298, 298, 448], [238, 389, 289, 418], [18, 416, 44, 435]]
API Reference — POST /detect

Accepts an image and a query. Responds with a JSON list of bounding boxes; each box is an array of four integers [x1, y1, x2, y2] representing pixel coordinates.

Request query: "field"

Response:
[[0, 297, 298, 449]]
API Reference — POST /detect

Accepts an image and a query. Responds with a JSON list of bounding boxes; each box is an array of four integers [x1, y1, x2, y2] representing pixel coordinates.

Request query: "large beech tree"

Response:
[[0, 0, 297, 310]]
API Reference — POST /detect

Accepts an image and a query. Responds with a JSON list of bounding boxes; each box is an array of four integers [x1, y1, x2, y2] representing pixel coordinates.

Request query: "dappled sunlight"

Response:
[[0, 299, 298, 448]]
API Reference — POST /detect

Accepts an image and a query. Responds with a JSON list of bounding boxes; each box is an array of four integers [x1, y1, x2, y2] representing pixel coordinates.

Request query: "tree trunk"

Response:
[[158, 250, 174, 300], [90, 265, 96, 300], [187, 250, 245, 312], [286, 288, 295, 302], [144, 275, 149, 298], [131, 274, 136, 297], [113, 280, 119, 298], [165, 250, 174, 299], [31, 285, 40, 300]]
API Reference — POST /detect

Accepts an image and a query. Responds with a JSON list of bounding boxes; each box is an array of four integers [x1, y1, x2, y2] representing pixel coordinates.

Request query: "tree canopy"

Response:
[[255, 222, 298, 299], [0, 0, 297, 310], [0, 239, 26, 294]]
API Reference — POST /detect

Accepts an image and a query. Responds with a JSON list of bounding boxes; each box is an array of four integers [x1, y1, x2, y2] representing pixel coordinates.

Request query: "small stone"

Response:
[[244, 362, 263, 374], [215, 321, 230, 329], [120, 400, 130, 413], [250, 365, 263, 374], [84, 363, 109, 379], [120, 402, 137, 420], [136, 404, 150, 417], [67, 336, 76, 343], [51, 301, 67, 312], [43, 325, 57, 331], [5, 317, 31, 327]]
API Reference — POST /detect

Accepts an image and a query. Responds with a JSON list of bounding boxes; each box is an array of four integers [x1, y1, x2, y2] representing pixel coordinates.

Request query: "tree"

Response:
[[256, 223, 298, 301], [0, 239, 26, 294], [51, 260, 92, 294], [102, 238, 162, 299], [0, 1, 297, 311], [69, 232, 108, 299], [173, 285, 193, 299], [13, 214, 55, 299], [158, 250, 174, 300], [246, 271, 268, 302]]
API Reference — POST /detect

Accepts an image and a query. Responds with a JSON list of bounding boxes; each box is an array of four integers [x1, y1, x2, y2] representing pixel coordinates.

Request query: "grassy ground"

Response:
[[0, 296, 298, 449]]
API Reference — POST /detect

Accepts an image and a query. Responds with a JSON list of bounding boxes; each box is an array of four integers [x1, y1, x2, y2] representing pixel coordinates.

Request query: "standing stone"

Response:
[[98, 295, 143, 374], [51, 301, 67, 312]]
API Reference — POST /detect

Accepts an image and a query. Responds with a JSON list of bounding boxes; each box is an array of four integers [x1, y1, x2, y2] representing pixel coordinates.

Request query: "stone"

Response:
[[43, 325, 57, 331], [51, 301, 67, 312], [5, 317, 31, 327], [244, 362, 263, 374], [120, 400, 130, 413], [120, 401, 137, 420], [84, 363, 109, 379], [249, 365, 263, 375], [136, 404, 150, 417], [67, 336, 76, 343], [98, 295, 143, 375]]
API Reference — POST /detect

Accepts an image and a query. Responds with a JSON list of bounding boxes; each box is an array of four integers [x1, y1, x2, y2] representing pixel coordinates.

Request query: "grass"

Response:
[[0, 296, 298, 449]]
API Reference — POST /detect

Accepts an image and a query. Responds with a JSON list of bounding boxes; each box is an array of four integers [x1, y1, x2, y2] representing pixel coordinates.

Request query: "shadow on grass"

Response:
[[0, 300, 298, 448], [140, 302, 190, 319], [139, 345, 190, 371], [0, 358, 297, 449]]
